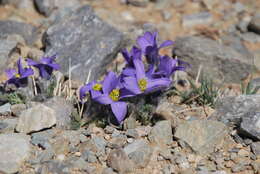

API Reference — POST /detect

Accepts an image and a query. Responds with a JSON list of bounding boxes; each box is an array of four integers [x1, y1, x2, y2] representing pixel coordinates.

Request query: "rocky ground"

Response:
[[0, 0, 260, 174]]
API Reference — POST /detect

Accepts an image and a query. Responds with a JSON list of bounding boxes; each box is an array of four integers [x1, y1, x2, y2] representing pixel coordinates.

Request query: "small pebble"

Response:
[[238, 149, 250, 157], [75, 152, 81, 157], [127, 138, 134, 143]]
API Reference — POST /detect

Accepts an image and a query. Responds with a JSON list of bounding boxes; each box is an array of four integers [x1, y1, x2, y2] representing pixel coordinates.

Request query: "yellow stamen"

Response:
[[15, 74, 21, 78], [138, 78, 147, 91], [92, 83, 102, 91], [109, 89, 120, 101]]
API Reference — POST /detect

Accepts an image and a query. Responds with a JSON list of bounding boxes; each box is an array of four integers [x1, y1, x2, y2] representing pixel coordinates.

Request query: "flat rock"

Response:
[[44, 5, 124, 83], [248, 13, 260, 35], [239, 112, 260, 140], [148, 120, 173, 145], [251, 142, 260, 156], [241, 32, 260, 43], [209, 95, 260, 125], [172, 36, 253, 83], [107, 148, 134, 174], [182, 12, 213, 27], [44, 96, 73, 129], [0, 20, 38, 45], [80, 135, 107, 156], [174, 120, 228, 155], [0, 118, 17, 133], [16, 104, 56, 133], [124, 139, 153, 168], [31, 129, 55, 149], [0, 0, 35, 12], [0, 133, 31, 174], [0, 102, 11, 115], [128, 0, 149, 7]]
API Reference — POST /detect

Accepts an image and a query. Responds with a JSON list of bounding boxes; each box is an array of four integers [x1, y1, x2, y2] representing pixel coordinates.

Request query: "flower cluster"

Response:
[[80, 31, 188, 124], [5, 55, 60, 88]]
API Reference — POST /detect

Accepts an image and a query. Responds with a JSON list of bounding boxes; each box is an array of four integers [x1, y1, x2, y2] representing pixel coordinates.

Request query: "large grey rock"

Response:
[[16, 104, 56, 133], [172, 36, 253, 83], [239, 112, 260, 140], [107, 148, 134, 174], [220, 33, 252, 58], [174, 120, 228, 154], [0, 133, 31, 174], [209, 95, 260, 125], [148, 120, 172, 145], [0, 21, 38, 45], [44, 96, 73, 129], [0, 39, 17, 73], [124, 139, 153, 168], [34, 0, 81, 17], [44, 5, 124, 83], [248, 13, 260, 35]]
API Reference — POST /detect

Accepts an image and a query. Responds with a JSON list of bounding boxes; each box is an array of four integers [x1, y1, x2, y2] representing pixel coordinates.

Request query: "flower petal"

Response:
[[17, 58, 24, 75], [94, 94, 113, 105], [159, 40, 174, 49], [47, 63, 60, 70], [144, 31, 155, 44], [40, 55, 57, 64], [102, 71, 118, 94], [5, 69, 16, 79], [121, 48, 131, 64], [146, 78, 171, 93], [111, 101, 127, 123], [20, 68, 34, 78], [137, 32, 153, 52], [120, 88, 136, 98], [26, 58, 40, 66], [38, 65, 52, 79], [133, 58, 145, 81], [122, 76, 141, 95], [122, 67, 136, 77], [158, 56, 177, 77], [131, 46, 142, 60], [79, 82, 93, 100]]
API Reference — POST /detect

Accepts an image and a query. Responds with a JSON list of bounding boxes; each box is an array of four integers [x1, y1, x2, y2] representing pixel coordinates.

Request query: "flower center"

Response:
[[138, 78, 147, 91], [92, 83, 102, 91], [109, 89, 120, 101], [15, 74, 21, 78]]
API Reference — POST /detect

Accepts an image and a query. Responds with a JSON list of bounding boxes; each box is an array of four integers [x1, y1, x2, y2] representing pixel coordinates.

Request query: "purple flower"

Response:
[[123, 56, 171, 95], [26, 55, 60, 80], [154, 56, 189, 78], [82, 72, 128, 123], [79, 81, 103, 101], [137, 31, 174, 64], [5, 58, 34, 88], [121, 46, 142, 77]]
